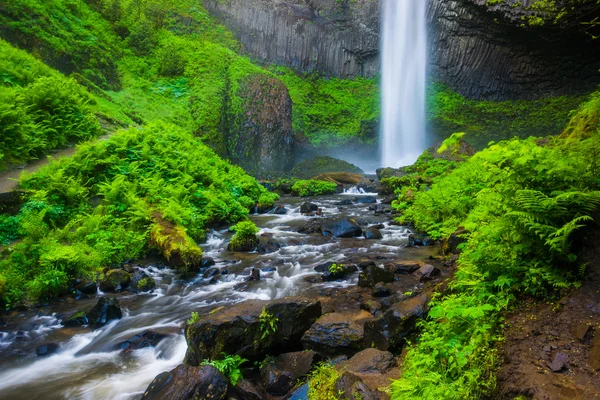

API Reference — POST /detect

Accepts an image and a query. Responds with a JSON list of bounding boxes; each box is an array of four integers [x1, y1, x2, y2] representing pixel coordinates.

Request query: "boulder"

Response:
[[300, 202, 319, 214], [227, 236, 259, 252], [256, 240, 282, 254], [287, 383, 309, 400], [335, 371, 379, 400], [142, 364, 228, 400], [321, 264, 358, 282], [233, 379, 266, 400], [274, 205, 288, 215], [321, 218, 362, 238], [354, 196, 377, 204], [87, 297, 123, 330], [384, 262, 421, 275], [36, 343, 59, 357], [184, 297, 321, 365], [99, 269, 131, 292], [381, 194, 397, 205], [339, 348, 396, 374], [301, 313, 364, 357], [260, 352, 316, 396], [358, 265, 395, 288], [372, 283, 391, 298], [249, 268, 261, 281], [364, 294, 429, 351], [63, 311, 88, 327], [116, 330, 169, 353], [297, 218, 323, 235], [75, 279, 97, 295], [408, 234, 434, 247], [363, 227, 383, 240], [413, 264, 441, 282], [334, 199, 354, 206], [199, 257, 216, 270], [131, 270, 156, 292]]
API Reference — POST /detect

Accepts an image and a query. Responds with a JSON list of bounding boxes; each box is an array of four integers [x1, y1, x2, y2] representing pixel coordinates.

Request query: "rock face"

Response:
[[202, 0, 380, 78], [301, 313, 364, 356], [184, 297, 321, 365], [204, 0, 600, 100], [142, 364, 228, 400], [227, 73, 295, 172]]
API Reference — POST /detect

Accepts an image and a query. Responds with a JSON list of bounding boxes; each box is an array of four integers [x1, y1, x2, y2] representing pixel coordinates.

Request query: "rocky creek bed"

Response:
[[0, 191, 450, 400]]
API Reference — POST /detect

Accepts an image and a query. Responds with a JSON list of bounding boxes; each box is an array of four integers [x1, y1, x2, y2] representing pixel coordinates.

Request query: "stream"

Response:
[[0, 192, 426, 400]]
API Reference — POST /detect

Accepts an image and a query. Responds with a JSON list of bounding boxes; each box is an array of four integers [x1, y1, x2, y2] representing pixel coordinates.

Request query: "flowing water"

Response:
[[380, 0, 427, 168], [0, 193, 425, 400]]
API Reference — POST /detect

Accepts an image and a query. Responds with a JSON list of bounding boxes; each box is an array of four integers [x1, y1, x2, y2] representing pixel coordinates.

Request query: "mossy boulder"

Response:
[[184, 297, 322, 365], [291, 156, 363, 179], [87, 297, 122, 330], [149, 216, 203, 271], [227, 220, 260, 252], [63, 311, 88, 327], [131, 270, 156, 292], [99, 269, 131, 293]]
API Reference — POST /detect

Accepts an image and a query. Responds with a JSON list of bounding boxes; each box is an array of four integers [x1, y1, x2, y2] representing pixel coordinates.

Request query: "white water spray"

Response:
[[380, 0, 427, 168]]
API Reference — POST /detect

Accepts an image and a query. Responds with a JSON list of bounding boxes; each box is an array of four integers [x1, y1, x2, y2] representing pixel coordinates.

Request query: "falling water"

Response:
[[380, 0, 427, 168]]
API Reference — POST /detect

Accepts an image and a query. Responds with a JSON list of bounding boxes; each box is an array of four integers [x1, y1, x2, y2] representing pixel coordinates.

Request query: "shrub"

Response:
[[202, 353, 248, 386], [308, 363, 340, 400], [291, 180, 338, 197]]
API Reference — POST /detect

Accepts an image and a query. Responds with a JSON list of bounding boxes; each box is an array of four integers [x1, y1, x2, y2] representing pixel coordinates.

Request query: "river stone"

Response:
[[300, 202, 319, 214], [339, 348, 396, 374], [99, 269, 131, 292], [36, 343, 59, 357], [413, 264, 441, 282], [363, 227, 383, 240], [364, 293, 429, 351], [184, 297, 321, 365], [358, 265, 395, 288], [87, 297, 123, 330], [131, 270, 156, 292], [354, 196, 377, 204], [408, 233, 434, 247], [384, 262, 421, 275], [63, 311, 88, 327], [142, 364, 228, 400], [75, 279, 97, 295], [321, 218, 363, 238], [116, 330, 169, 353], [256, 239, 282, 254], [321, 264, 358, 281], [301, 313, 364, 356], [274, 205, 288, 215], [335, 371, 379, 400]]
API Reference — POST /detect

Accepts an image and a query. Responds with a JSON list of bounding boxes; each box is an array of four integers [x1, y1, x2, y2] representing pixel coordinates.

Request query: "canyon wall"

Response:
[[203, 0, 600, 100]]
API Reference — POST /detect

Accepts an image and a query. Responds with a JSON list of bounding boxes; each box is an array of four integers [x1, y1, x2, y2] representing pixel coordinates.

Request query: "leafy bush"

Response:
[[202, 353, 248, 386], [187, 311, 200, 325], [291, 180, 338, 197], [259, 307, 278, 340], [308, 363, 340, 400]]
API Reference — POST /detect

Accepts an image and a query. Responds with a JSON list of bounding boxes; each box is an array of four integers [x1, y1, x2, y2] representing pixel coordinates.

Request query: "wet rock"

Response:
[[249, 268, 261, 281], [547, 352, 569, 372], [360, 299, 382, 316], [334, 199, 354, 206], [75, 279, 97, 295], [408, 234, 434, 247], [260, 362, 292, 395], [303, 275, 322, 284], [322, 264, 358, 282], [301, 313, 364, 356], [340, 348, 396, 374], [358, 265, 395, 288], [354, 196, 377, 204], [384, 262, 421, 275], [322, 218, 363, 238], [413, 264, 441, 282], [131, 270, 156, 292], [142, 364, 228, 400], [261, 266, 277, 273], [335, 371, 379, 400], [234, 379, 266, 400], [203, 268, 221, 279], [87, 297, 123, 330], [369, 224, 386, 230], [99, 269, 131, 292], [287, 383, 308, 400], [297, 218, 323, 235], [199, 257, 216, 270], [274, 205, 288, 215], [381, 194, 397, 205], [372, 283, 391, 298], [36, 343, 59, 357], [441, 230, 467, 255], [227, 236, 259, 252], [357, 261, 377, 270], [184, 297, 321, 365], [116, 330, 169, 353], [63, 311, 88, 327], [364, 293, 429, 351], [300, 202, 319, 214], [363, 227, 383, 240], [256, 239, 282, 254]]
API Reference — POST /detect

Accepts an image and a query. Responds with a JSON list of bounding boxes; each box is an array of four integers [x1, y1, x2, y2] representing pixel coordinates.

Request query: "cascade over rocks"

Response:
[[141, 364, 228, 400], [184, 297, 321, 365]]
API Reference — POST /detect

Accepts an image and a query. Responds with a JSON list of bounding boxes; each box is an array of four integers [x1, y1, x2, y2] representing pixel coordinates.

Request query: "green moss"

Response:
[[428, 83, 585, 148], [227, 220, 259, 252], [563, 89, 600, 139], [290, 156, 363, 179], [291, 180, 338, 197], [308, 363, 340, 400]]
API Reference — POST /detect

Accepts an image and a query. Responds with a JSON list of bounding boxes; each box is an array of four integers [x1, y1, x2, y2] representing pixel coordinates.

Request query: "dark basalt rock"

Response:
[[273, 205, 288, 215], [116, 330, 169, 353], [63, 311, 88, 327], [142, 364, 228, 400], [413, 264, 441, 282], [36, 343, 59, 357], [358, 265, 395, 288], [372, 283, 391, 298], [87, 297, 123, 330], [408, 234, 435, 247], [301, 313, 364, 357], [384, 262, 421, 275], [380, 194, 397, 205], [321, 264, 358, 282], [256, 239, 282, 254], [321, 218, 362, 238], [249, 268, 261, 281], [300, 202, 319, 214], [131, 270, 156, 292], [233, 379, 266, 400], [363, 227, 383, 240], [339, 348, 396, 374], [75, 279, 97, 295], [200, 257, 216, 270], [364, 293, 429, 352], [99, 269, 131, 293], [335, 371, 379, 400], [184, 297, 321, 365], [297, 218, 323, 235]]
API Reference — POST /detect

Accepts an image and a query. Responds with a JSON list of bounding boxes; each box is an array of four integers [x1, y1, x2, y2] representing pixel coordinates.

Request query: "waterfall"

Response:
[[380, 0, 427, 168]]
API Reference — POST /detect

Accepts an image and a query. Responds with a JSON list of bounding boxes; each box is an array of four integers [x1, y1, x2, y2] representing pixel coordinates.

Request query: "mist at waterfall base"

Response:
[[380, 0, 427, 169]]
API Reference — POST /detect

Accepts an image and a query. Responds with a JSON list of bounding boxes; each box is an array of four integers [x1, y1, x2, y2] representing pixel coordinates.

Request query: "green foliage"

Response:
[[308, 363, 340, 400], [329, 263, 343, 274], [290, 156, 363, 179], [202, 353, 248, 386], [428, 83, 584, 149], [563, 89, 600, 139], [271, 66, 380, 148], [291, 180, 338, 197], [187, 311, 200, 325], [259, 307, 278, 340], [392, 132, 600, 398]]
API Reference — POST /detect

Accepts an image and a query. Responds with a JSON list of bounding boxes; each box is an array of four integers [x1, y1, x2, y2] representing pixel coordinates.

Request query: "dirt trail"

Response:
[[494, 223, 600, 399]]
